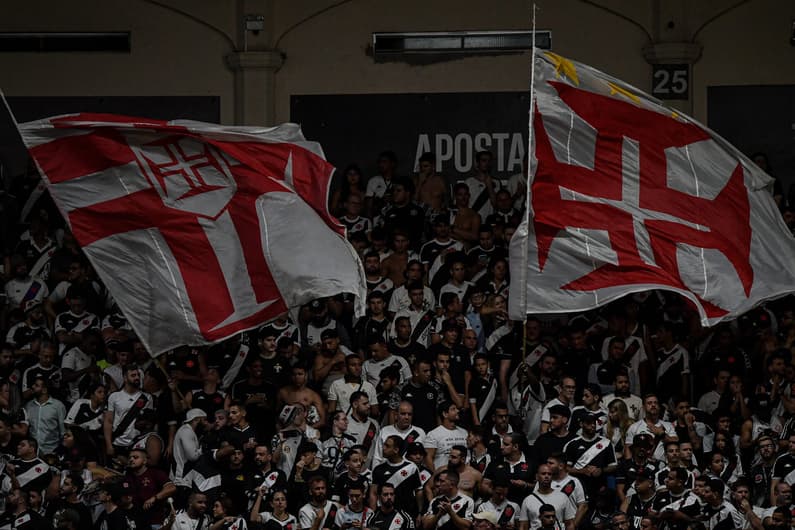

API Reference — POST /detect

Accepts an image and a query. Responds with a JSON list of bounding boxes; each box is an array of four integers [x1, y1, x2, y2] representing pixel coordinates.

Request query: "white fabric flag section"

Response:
[[16, 113, 367, 355], [509, 51, 795, 325]]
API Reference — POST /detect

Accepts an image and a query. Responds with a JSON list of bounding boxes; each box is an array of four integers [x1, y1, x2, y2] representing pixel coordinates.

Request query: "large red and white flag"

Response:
[[509, 52, 795, 325], [17, 113, 366, 354]]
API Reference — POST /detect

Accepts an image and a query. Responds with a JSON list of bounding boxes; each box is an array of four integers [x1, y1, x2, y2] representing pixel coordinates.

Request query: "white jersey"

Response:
[[107, 389, 153, 447], [425, 425, 468, 469]]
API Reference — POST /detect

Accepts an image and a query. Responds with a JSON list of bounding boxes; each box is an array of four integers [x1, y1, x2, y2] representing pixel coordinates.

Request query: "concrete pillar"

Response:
[[225, 50, 283, 125]]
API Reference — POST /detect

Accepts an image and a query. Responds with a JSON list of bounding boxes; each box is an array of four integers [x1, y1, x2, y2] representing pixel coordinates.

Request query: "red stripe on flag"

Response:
[[30, 130, 135, 185]]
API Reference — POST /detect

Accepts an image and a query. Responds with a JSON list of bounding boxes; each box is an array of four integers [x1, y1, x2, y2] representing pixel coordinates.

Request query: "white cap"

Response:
[[472, 512, 498, 525], [184, 408, 207, 423]]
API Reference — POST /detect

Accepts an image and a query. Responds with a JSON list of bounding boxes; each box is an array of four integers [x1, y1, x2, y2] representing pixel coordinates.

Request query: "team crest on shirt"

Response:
[[596, 443, 604, 450], [562, 482, 575, 495], [453, 503, 461, 511], [401, 469, 408, 476], [395, 519, 401, 525], [754, 474, 763, 483]]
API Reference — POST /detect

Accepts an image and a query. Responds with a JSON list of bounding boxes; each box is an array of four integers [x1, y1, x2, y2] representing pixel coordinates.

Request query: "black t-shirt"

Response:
[[401, 382, 439, 432], [46, 500, 93, 530], [95, 509, 125, 530], [533, 431, 576, 465], [371, 461, 422, 516], [484, 458, 534, 504], [369, 510, 414, 530]]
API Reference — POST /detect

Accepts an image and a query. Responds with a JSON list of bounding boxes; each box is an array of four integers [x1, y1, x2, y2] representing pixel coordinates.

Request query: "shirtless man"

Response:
[[425, 445, 482, 500], [415, 152, 447, 213], [449, 183, 480, 248], [381, 230, 415, 287], [278, 363, 326, 428]]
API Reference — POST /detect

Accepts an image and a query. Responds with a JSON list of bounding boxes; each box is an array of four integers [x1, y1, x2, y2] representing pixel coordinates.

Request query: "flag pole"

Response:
[[521, 3, 538, 364]]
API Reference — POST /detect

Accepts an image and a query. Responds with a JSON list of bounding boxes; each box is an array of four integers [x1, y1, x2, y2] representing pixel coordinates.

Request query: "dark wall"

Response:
[[708, 85, 795, 194], [290, 92, 530, 183]]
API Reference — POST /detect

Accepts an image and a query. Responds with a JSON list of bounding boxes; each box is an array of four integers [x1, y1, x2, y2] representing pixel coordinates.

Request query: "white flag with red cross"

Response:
[[17, 113, 366, 355], [509, 51, 795, 324]]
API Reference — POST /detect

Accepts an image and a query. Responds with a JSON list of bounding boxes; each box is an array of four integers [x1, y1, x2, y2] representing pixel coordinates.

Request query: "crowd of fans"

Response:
[[0, 148, 793, 530]]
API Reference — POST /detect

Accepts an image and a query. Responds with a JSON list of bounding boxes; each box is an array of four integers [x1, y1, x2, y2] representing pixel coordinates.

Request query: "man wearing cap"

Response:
[[6, 300, 50, 359], [422, 469, 474, 530], [619, 467, 658, 530], [615, 434, 663, 504], [471, 512, 498, 530], [53, 286, 99, 356], [534, 405, 576, 465], [517, 464, 575, 530], [564, 412, 617, 498], [172, 408, 207, 490], [104, 363, 153, 458]]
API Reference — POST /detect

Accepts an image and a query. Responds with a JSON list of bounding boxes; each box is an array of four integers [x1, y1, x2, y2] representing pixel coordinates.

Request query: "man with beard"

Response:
[[6, 301, 50, 361], [247, 443, 287, 507], [615, 434, 663, 505], [4, 254, 49, 315], [426, 446, 481, 501], [425, 402, 468, 471], [363, 252, 395, 302], [421, 470, 474, 530], [749, 435, 777, 507], [369, 484, 415, 530], [0, 488, 51, 530], [44, 473, 92, 530], [603, 370, 643, 422], [172, 409, 207, 494], [162, 492, 212, 530], [299, 476, 339, 530], [124, 448, 176, 529], [104, 363, 153, 458], [563, 413, 617, 499]]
